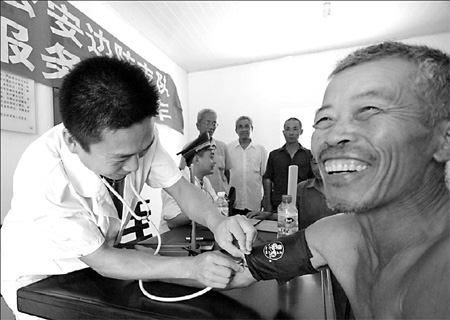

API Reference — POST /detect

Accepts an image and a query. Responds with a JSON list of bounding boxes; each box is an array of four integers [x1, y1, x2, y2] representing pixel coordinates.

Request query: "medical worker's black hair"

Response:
[[59, 56, 159, 151]]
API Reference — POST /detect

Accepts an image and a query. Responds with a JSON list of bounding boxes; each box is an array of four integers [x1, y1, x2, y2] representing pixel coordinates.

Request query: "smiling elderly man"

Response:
[[229, 41, 449, 319]]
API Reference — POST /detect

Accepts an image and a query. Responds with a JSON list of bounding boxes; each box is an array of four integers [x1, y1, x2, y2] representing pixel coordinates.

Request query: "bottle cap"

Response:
[[281, 195, 292, 203]]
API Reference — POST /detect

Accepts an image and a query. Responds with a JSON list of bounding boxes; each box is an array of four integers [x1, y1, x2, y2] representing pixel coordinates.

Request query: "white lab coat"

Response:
[[160, 169, 218, 234], [1, 123, 182, 315]]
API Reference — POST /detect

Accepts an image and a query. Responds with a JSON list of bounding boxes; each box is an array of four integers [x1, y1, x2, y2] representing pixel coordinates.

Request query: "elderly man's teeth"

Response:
[[325, 161, 368, 174]]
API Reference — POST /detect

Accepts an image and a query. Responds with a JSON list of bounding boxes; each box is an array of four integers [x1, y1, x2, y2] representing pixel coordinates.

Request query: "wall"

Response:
[[1, 84, 54, 223], [0, 1, 190, 227], [2, 10, 449, 226], [188, 33, 450, 154]]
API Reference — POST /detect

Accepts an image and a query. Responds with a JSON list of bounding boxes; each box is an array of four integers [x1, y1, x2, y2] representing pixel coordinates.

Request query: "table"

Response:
[[17, 223, 335, 319]]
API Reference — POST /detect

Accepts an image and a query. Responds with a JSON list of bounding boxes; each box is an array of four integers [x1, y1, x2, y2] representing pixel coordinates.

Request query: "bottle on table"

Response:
[[215, 191, 229, 216], [277, 194, 298, 238]]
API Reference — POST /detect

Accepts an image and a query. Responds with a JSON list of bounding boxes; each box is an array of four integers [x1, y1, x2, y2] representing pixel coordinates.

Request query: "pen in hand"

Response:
[[253, 219, 263, 227]]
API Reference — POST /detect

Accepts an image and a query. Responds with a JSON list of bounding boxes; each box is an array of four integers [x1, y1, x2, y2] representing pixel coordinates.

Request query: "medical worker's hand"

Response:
[[226, 265, 257, 289], [211, 215, 257, 257], [188, 251, 243, 288]]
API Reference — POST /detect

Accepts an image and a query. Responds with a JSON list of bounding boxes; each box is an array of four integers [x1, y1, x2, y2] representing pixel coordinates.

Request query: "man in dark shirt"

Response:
[[297, 157, 337, 229], [249, 118, 313, 219], [297, 157, 349, 317]]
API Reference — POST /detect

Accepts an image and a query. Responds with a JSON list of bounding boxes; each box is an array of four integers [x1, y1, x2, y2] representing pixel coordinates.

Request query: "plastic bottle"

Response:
[[215, 191, 229, 217], [277, 195, 298, 238]]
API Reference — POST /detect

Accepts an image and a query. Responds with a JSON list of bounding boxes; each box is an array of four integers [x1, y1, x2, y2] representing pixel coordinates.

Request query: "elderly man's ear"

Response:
[[433, 120, 450, 163]]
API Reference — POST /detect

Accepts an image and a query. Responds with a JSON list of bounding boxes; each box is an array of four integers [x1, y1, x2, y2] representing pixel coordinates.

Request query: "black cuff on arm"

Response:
[[246, 229, 318, 283]]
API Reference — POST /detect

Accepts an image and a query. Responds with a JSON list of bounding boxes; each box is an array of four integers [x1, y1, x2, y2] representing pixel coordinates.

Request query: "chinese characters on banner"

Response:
[[1, 0, 184, 133]]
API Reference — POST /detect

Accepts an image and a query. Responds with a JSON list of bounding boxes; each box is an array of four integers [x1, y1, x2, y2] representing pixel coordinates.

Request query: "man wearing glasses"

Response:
[[179, 109, 232, 194]]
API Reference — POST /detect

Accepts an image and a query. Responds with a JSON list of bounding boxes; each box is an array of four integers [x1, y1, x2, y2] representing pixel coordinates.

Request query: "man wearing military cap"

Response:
[[179, 109, 232, 194], [178, 132, 214, 166], [160, 132, 218, 232]]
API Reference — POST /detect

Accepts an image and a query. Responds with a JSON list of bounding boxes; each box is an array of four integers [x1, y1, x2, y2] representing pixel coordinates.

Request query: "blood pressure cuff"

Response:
[[246, 229, 318, 284]]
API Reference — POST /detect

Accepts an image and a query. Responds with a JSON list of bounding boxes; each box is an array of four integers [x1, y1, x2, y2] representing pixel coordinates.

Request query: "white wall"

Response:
[[1, 2, 190, 227], [2, 9, 449, 226], [188, 33, 450, 154], [1, 84, 54, 223]]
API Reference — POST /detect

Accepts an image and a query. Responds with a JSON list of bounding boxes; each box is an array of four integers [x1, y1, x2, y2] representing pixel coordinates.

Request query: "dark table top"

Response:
[[17, 224, 330, 319]]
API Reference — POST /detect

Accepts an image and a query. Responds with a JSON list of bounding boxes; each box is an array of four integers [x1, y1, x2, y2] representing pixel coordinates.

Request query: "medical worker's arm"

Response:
[[165, 177, 257, 257], [80, 242, 242, 288], [166, 212, 190, 230]]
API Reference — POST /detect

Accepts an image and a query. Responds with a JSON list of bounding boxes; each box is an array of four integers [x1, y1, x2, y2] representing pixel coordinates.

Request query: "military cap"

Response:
[[177, 131, 215, 165]]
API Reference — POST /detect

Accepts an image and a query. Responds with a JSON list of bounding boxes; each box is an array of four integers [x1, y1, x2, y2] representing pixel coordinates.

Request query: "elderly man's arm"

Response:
[[226, 217, 355, 289], [227, 265, 258, 289], [165, 177, 257, 257], [305, 213, 358, 270], [227, 228, 322, 289]]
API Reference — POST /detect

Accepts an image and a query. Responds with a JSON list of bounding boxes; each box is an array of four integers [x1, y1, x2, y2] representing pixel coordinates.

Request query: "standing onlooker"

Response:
[[296, 156, 348, 318], [250, 118, 313, 220], [227, 116, 267, 215], [160, 132, 217, 233], [297, 157, 336, 229], [179, 109, 231, 194]]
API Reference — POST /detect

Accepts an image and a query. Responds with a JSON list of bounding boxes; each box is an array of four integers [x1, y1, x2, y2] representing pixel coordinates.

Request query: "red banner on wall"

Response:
[[1, 0, 184, 133]]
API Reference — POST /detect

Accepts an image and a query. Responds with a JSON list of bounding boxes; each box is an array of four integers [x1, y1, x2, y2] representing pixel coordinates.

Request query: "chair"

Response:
[[319, 266, 336, 319]]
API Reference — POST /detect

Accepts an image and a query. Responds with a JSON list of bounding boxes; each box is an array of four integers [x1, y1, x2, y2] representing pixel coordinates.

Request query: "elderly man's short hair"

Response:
[[330, 41, 449, 127], [197, 109, 217, 124], [235, 116, 253, 128]]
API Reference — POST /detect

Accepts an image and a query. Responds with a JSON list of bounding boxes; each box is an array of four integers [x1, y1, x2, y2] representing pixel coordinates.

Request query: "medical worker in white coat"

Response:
[[1, 56, 255, 319]]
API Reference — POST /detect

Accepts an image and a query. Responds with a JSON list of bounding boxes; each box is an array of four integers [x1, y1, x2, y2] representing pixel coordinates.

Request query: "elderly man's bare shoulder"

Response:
[[305, 213, 362, 267], [401, 231, 449, 319], [306, 213, 361, 245]]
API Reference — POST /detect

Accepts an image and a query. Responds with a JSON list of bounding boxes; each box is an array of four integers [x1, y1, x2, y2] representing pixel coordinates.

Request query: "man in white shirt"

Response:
[[1, 56, 256, 319], [179, 109, 232, 194], [227, 116, 267, 215], [160, 132, 218, 233]]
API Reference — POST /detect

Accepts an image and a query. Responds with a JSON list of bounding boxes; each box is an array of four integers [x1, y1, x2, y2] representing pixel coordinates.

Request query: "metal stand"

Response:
[[186, 164, 201, 255]]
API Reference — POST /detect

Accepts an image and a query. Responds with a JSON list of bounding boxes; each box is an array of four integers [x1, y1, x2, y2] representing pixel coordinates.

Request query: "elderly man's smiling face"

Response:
[[312, 58, 439, 213]]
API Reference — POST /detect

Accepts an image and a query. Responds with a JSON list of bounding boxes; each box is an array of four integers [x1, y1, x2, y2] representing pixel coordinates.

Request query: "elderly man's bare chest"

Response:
[[346, 241, 447, 319], [350, 256, 406, 318]]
